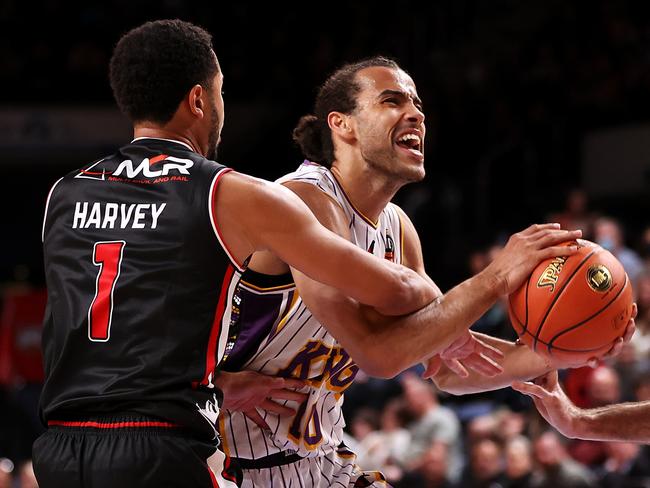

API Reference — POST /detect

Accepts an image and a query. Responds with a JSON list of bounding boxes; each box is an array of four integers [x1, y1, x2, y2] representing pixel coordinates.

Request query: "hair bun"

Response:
[[292, 115, 325, 164]]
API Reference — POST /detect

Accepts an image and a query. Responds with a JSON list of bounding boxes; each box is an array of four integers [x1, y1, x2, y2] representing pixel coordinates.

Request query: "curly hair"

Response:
[[292, 56, 400, 168], [109, 19, 219, 124]]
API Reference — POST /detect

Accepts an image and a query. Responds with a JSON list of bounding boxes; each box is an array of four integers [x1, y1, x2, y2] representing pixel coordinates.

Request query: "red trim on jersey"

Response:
[[207, 466, 219, 488], [200, 264, 235, 386], [209, 168, 246, 272], [221, 456, 238, 483], [149, 154, 168, 166], [47, 420, 180, 429]]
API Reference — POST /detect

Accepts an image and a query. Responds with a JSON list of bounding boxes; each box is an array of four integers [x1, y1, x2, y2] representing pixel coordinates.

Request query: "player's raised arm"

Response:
[[213, 171, 437, 315]]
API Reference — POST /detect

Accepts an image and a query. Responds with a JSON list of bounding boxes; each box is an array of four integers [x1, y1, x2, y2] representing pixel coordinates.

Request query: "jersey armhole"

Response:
[[208, 168, 248, 273], [239, 268, 295, 294], [397, 207, 405, 265]]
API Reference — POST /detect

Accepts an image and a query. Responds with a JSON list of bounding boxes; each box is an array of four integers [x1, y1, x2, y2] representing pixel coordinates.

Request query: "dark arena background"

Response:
[[1, 1, 650, 486]]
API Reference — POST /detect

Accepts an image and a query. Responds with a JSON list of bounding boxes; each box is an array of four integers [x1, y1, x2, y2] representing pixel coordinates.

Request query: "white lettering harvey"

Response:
[[72, 202, 166, 229]]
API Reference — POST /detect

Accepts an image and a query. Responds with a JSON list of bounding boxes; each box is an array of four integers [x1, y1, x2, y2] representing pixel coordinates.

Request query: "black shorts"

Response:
[[32, 414, 241, 488]]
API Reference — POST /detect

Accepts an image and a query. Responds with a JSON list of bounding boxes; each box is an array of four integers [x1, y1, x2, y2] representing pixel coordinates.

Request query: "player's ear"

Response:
[[188, 84, 204, 119], [327, 112, 355, 141]]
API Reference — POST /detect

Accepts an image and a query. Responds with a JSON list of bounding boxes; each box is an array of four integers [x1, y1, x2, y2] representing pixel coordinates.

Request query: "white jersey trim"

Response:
[[42, 177, 64, 242], [208, 168, 247, 273]]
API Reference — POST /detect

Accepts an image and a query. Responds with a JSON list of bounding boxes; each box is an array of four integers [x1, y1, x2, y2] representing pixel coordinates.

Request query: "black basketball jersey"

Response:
[[40, 137, 244, 440]]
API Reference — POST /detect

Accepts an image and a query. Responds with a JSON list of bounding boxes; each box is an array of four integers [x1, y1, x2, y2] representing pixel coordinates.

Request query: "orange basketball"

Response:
[[508, 239, 634, 362]]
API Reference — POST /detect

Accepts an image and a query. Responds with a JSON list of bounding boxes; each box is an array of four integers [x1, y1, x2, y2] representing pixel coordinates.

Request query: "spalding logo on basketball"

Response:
[[508, 239, 634, 362]]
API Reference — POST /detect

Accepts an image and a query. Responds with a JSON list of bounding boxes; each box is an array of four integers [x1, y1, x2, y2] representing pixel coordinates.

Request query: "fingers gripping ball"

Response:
[[508, 239, 633, 362]]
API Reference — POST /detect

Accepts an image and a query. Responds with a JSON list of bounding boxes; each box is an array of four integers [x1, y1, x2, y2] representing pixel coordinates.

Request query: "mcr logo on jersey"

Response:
[[113, 155, 193, 178], [76, 154, 194, 184]]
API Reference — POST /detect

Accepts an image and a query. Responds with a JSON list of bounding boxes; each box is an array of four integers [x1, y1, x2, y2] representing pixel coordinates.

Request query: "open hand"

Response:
[[216, 370, 308, 429], [511, 370, 582, 438], [422, 331, 504, 379]]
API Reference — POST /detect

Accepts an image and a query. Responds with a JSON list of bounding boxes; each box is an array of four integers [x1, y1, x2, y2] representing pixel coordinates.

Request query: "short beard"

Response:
[[206, 100, 220, 160], [362, 145, 425, 186]]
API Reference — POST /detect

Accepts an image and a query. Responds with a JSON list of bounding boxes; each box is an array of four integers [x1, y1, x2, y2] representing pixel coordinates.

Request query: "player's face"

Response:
[[351, 67, 426, 183]]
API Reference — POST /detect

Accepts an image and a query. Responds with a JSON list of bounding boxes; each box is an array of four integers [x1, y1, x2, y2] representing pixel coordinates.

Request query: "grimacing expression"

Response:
[[350, 66, 426, 183]]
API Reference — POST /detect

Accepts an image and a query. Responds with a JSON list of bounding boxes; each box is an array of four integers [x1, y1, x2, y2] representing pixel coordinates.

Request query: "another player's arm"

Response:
[[214, 171, 436, 315], [512, 371, 650, 442], [574, 402, 650, 442], [214, 370, 307, 429]]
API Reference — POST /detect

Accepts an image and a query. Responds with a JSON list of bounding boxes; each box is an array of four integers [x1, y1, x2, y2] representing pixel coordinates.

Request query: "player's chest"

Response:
[[349, 224, 398, 262]]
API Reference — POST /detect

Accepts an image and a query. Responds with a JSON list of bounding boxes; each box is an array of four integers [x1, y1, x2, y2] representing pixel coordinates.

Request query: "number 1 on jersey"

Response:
[[88, 241, 126, 342]]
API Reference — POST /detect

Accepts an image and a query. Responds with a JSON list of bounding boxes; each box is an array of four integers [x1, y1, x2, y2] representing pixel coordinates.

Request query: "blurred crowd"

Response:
[[344, 370, 650, 488]]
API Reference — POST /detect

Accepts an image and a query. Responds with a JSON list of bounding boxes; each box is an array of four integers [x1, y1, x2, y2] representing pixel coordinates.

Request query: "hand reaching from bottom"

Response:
[[511, 370, 581, 438]]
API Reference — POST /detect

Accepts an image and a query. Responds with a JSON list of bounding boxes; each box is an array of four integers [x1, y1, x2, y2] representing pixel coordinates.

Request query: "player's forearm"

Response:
[[362, 270, 504, 375], [575, 401, 650, 442], [297, 237, 437, 315], [373, 263, 439, 315], [268, 218, 436, 315], [432, 333, 551, 394], [299, 265, 507, 378]]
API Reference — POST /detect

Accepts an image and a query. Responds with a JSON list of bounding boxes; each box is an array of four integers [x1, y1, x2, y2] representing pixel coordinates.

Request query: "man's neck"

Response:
[[133, 126, 202, 155], [330, 162, 403, 224]]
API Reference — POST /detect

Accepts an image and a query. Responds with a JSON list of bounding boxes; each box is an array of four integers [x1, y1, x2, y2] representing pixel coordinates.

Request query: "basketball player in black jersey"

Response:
[[34, 20, 442, 488]]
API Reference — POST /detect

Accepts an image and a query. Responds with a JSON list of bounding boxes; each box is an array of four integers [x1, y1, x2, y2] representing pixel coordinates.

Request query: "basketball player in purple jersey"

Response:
[[215, 57, 589, 487]]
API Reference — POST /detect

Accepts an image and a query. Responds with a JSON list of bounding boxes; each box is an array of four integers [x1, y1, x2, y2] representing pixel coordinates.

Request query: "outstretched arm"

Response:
[[430, 307, 636, 394], [512, 371, 650, 443], [430, 333, 551, 394]]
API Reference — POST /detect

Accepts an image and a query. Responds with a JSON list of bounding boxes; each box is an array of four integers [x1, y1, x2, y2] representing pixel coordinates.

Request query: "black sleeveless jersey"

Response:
[[40, 137, 244, 440]]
